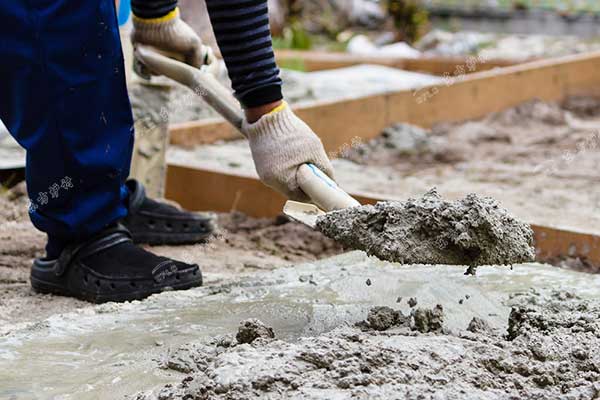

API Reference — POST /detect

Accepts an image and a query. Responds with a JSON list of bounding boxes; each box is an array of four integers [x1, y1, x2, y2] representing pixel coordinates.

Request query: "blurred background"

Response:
[[178, 0, 600, 61]]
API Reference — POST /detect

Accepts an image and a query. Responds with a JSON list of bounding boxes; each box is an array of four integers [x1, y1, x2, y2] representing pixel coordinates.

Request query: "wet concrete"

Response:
[[138, 288, 600, 400], [3, 251, 600, 399], [412, 304, 445, 333], [362, 305, 409, 331], [316, 189, 535, 267], [236, 319, 275, 344]]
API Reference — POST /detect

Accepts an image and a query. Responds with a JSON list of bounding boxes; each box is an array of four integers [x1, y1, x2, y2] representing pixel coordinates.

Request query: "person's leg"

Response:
[[0, 0, 133, 257], [0, 0, 203, 302]]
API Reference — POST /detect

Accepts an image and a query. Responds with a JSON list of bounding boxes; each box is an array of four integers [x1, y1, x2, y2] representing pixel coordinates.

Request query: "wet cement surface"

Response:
[[316, 189, 535, 267], [3, 94, 600, 399], [141, 291, 600, 399], [2, 252, 600, 399], [130, 252, 600, 400]]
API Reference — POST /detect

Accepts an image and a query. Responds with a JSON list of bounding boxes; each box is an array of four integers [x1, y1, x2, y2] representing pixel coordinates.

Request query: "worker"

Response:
[[0, 0, 334, 303]]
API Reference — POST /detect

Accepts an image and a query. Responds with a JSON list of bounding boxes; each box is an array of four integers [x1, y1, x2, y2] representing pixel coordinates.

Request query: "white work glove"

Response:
[[131, 7, 216, 71], [243, 102, 335, 201]]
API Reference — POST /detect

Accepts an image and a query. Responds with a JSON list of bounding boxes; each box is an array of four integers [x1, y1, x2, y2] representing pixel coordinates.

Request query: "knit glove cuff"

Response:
[[131, 8, 215, 69]]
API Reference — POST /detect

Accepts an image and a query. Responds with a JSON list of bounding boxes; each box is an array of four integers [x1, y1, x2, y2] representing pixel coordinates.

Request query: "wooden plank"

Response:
[[166, 164, 286, 214], [403, 56, 517, 75], [166, 165, 600, 271], [531, 224, 600, 268], [169, 51, 600, 150], [170, 118, 241, 148], [274, 49, 518, 75], [129, 82, 171, 198], [392, 50, 600, 128], [295, 96, 388, 154], [169, 95, 389, 151]]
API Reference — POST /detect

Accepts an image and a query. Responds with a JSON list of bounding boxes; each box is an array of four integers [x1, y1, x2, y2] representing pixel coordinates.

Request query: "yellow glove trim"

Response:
[[267, 101, 288, 115], [132, 7, 179, 24]]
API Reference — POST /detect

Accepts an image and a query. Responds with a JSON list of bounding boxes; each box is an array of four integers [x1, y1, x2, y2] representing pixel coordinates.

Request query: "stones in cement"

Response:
[[467, 316, 495, 335], [412, 304, 444, 333], [364, 123, 430, 156], [360, 304, 443, 333], [363, 306, 409, 331], [316, 188, 536, 267], [236, 319, 275, 344]]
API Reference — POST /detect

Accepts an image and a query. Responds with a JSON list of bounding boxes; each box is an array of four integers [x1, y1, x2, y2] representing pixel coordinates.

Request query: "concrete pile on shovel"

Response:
[[316, 188, 536, 268], [135, 48, 535, 269]]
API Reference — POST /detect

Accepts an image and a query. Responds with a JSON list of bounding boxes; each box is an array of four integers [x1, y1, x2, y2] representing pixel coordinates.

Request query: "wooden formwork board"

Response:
[[166, 165, 600, 271], [169, 51, 600, 150], [274, 50, 518, 75]]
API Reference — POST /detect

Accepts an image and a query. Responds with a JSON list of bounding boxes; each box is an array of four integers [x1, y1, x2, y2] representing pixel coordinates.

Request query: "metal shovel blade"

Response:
[[283, 201, 326, 229]]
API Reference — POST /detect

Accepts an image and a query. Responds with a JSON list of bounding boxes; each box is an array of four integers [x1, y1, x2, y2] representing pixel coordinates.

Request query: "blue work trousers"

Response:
[[0, 0, 134, 257]]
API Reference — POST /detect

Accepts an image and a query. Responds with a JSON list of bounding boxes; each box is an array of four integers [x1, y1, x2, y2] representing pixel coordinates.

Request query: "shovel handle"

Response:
[[135, 46, 245, 133], [297, 164, 360, 211]]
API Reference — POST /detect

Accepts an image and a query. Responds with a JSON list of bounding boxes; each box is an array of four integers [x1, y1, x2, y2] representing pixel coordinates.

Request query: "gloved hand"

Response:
[[131, 7, 215, 70], [243, 102, 335, 201]]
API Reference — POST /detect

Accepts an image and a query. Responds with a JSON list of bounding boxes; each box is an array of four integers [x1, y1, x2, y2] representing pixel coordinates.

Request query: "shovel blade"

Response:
[[283, 201, 326, 229]]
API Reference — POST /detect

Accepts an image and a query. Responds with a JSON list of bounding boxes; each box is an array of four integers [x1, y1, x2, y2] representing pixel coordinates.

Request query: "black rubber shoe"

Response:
[[30, 225, 202, 303], [121, 179, 214, 245]]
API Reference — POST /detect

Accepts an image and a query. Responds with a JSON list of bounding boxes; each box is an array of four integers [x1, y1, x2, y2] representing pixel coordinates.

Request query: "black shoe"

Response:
[[121, 179, 214, 245], [30, 224, 202, 303]]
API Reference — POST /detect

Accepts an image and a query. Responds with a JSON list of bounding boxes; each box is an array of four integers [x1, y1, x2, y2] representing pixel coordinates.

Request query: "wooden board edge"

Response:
[[274, 49, 521, 75]]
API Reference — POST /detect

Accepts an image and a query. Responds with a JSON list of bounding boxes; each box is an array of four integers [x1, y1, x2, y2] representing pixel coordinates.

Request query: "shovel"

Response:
[[134, 47, 361, 228]]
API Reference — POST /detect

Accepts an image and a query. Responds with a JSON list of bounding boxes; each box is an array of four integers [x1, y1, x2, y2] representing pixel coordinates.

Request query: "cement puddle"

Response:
[[2, 251, 600, 399]]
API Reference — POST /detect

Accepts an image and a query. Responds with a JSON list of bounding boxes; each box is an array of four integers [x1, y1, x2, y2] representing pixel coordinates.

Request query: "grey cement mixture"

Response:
[[316, 189, 535, 268], [236, 319, 276, 344], [136, 290, 600, 400]]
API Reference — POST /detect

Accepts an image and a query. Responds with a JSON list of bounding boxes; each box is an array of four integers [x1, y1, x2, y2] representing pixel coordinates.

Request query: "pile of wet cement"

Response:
[[315, 188, 535, 268], [359, 304, 444, 333], [139, 290, 600, 400]]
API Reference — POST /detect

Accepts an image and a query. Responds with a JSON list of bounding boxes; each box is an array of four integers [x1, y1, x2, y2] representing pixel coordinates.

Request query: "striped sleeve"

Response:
[[206, 0, 283, 108]]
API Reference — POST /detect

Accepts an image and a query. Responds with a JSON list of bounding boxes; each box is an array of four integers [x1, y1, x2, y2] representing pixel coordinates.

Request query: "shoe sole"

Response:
[[30, 273, 203, 303]]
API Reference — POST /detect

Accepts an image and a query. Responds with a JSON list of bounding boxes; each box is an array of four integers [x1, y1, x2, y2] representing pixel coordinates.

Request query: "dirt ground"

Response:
[[0, 184, 341, 327]]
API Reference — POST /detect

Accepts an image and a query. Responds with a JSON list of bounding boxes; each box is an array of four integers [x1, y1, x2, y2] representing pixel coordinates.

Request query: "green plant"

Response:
[[272, 20, 312, 51], [277, 57, 307, 72], [387, 0, 429, 44]]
